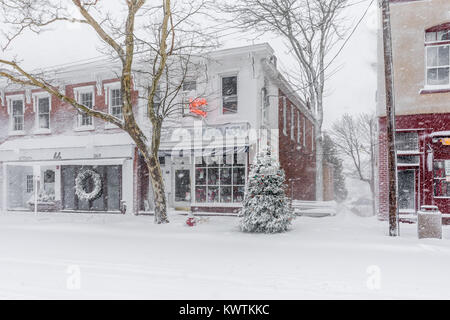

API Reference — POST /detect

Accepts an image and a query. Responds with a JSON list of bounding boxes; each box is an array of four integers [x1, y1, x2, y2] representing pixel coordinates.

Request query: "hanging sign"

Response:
[[189, 98, 207, 118]]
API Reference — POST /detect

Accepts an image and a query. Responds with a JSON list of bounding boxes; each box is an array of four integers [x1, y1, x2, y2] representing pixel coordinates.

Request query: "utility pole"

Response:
[[380, 0, 399, 236]]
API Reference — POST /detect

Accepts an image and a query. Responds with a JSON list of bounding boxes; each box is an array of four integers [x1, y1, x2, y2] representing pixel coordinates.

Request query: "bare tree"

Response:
[[331, 113, 376, 215], [0, 0, 213, 223], [221, 0, 348, 201]]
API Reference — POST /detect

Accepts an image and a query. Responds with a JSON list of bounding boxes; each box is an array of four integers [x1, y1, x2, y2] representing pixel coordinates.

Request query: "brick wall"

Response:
[[278, 89, 316, 201]]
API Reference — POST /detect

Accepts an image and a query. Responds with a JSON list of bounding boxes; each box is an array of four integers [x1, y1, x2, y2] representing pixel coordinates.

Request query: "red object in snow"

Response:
[[189, 98, 207, 118], [186, 217, 196, 227]]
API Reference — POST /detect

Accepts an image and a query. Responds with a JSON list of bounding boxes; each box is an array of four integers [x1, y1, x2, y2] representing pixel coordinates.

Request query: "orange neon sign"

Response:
[[441, 138, 450, 146], [189, 98, 207, 117]]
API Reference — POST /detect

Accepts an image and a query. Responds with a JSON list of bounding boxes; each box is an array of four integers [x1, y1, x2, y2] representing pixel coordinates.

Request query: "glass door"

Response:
[[174, 168, 191, 207], [398, 170, 416, 213]]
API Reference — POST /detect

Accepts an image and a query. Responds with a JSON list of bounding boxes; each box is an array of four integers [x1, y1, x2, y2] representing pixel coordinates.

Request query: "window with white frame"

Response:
[[110, 88, 123, 119], [222, 75, 238, 114], [194, 153, 246, 204], [183, 79, 197, 92], [290, 106, 295, 141], [425, 27, 450, 86], [297, 111, 301, 144], [434, 160, 450, 197], [311, 126, 314, 152], [75, 88, 94, 127], [37, 96, 50, 129], [11, 99, 24, 131], [395, 131, 419, 151], [282, 97, 287, 136], [261, 87, 268, 125]]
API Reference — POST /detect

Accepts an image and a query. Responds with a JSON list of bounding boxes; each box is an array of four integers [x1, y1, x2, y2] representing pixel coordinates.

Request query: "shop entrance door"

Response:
[[398, 170, 416, 214], [173, 167, 191, 209]]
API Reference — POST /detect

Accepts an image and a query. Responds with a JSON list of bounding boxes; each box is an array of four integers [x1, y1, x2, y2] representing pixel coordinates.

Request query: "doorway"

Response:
[[398, 170, 416, 213], [173, 168, 191, 208]]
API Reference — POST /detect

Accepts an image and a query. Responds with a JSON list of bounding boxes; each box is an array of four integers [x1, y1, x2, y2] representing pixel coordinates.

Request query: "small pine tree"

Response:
[[240, 149, 295, 233]]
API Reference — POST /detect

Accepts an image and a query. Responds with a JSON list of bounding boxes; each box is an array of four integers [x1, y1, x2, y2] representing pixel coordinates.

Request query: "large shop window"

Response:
[[395, 132, 419, 151], [425, 27, 450, 86], [434, 160, 450, 197], [222, 76, 238, 114], [195, 153, 246, 204]]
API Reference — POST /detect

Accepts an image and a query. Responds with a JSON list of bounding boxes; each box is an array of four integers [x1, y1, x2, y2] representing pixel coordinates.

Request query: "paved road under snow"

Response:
[[0, 211, 448, 299]]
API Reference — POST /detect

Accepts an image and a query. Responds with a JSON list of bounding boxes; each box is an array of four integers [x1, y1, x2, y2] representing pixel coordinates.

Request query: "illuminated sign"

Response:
[[189, 98, 207, 118], [441, 138, 450, 145]]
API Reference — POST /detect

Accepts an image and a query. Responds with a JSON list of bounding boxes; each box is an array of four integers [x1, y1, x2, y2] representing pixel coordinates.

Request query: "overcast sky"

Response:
[[2, 0, 377, 130]]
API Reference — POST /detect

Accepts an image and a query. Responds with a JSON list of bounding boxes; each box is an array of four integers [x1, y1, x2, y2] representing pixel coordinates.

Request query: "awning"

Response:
[[4, 157, 130, 166], [158, 145, 250, 157], [430, 131, 450, 138]]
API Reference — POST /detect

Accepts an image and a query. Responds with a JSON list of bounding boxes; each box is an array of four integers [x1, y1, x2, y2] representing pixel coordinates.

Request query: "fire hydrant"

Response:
[[186, 212, 196, 227]]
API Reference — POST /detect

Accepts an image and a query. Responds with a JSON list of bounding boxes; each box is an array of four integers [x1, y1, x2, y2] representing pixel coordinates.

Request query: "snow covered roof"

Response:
[[0, 133, 134, 152]]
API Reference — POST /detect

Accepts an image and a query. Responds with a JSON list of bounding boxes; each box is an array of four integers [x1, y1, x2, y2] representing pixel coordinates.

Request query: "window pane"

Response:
[[223, 95, 238, 114], [233, 167, 246, 185], [438, 67, 450, 83], [220, 186, 232, 203], [12, 100, 23, 115], [195, 186, 206, 203], [426, 31, 436, 42], [39, 114, 50, 129], [195, 168, 206, 185], [222, 76, 237, 114], [427, 47, 438, 67], [222, 76, 237, 96], [39, 97, 50, 113], [435, 180, 450, 197], [395, 132, 418, 151], [208, 168, 219, 185], [438, 46, 449, 65], [81, 93, 93, 108], [220, 168, 232, 185], [427, 68, 438, 84], [233, 186, 245, 203], [207, 186, 219, 202], [434, 161, 446, 178], [183, 80, 196, 92], [397, 155, 420, 165]]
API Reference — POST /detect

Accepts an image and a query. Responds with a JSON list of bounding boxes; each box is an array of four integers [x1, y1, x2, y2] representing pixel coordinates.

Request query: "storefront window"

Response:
[[195, 153, 246, 203], [434, 160, 450, 197]]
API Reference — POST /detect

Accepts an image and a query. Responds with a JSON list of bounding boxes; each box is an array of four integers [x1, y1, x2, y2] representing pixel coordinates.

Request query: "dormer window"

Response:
[[425, 24, 450, 87]]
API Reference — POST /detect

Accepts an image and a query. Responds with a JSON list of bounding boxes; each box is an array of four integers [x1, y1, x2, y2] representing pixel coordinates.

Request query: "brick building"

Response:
[[0, 44, 326, 214], [377, 0, 450, 220]]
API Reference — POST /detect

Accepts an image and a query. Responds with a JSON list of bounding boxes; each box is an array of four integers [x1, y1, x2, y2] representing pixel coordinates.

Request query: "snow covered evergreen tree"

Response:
[[240, 149, 295, 233]]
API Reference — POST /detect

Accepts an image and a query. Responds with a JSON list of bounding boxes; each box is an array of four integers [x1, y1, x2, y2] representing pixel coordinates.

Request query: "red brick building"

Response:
[[377, 0, 450, 220]]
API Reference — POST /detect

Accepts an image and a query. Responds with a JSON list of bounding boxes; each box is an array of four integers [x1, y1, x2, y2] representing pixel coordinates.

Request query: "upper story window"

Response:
[[222, 75, 238, 114], [110, 88, 123, 119], [297, 111, 301, 145], [425, 24, 450, 87], [183, 79, 197, 92], [37, 97, 50, 129], [261, 87, 268, 125], [395, 131, 419, 152], [11, 99, 24, 131], [74, 86, 95, 128]]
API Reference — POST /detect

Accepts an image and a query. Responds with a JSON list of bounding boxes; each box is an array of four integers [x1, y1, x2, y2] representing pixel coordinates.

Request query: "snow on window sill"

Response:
[[105, 122, 121, 130], [397, 150, 421, 155], [8, 130, 25, 136], [74, 125, 95, 132], [420, 86, 450, 94], [33, 129, 51, 135]]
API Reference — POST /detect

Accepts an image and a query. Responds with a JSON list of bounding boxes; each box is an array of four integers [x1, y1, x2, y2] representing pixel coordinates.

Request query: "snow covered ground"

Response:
[[0, 209, 449, 300]]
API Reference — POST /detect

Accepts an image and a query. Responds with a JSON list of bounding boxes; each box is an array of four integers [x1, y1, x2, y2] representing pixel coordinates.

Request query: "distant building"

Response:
[[377, 0, 450, 221], [0, 43, 326, 215]]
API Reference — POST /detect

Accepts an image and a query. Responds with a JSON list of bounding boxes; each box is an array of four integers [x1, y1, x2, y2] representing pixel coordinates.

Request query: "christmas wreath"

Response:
[[75, 169, 103, 201]]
